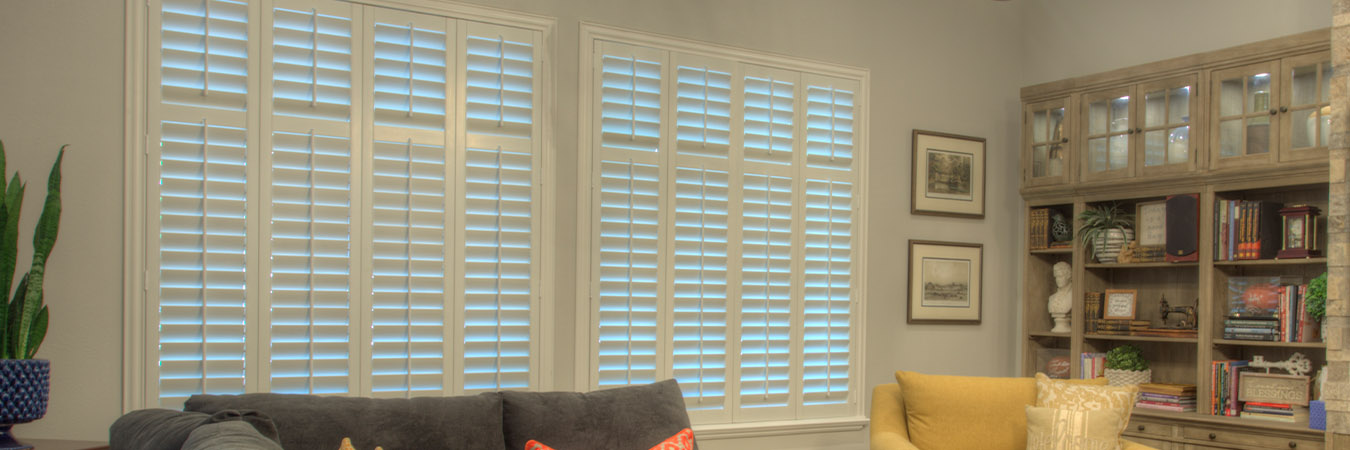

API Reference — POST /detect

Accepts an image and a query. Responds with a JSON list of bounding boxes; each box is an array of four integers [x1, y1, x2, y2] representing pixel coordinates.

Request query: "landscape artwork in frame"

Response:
[[907, 240, 983, 324], [912, 130, 986, 219]]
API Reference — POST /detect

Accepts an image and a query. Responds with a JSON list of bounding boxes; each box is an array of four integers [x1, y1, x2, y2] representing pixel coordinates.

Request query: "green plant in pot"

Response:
[[1104, 344, 1151, 386], [0, 142, 63, 450], [1077, 203, 1134, 263], [1307, 272, 1327, 341]]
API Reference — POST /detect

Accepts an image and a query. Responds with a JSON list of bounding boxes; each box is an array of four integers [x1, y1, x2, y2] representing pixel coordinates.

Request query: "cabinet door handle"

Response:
[[1061, 138, 1069, 143], [1137, 425, 1145, 431], [1290, 442, 1298, 448], [1209, 432, 1217, 440], [1127, 129, 1135, 134], [1135, 127, 1142, 134], [1280, 106, 1289, 113], [1270, 109, 1279, 115]]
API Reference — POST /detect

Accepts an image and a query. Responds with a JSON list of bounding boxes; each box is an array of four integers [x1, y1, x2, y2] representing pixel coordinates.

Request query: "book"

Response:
[[1224, 333, 1279, 341], [1136, 402, 1196, 412], [1138, 382, 1196, 395], [1084, 292, 1103, 332], [1223, 327, 1277, 334], [1236, 200, 1284, 260], [1030, 208, 1049, 250], [1227, 276, 1284, 318], [1240, 411, 1298, 423]]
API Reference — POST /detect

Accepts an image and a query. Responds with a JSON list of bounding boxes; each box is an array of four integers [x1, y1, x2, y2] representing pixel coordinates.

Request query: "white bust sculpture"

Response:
[[1048, 261, 1072, 333]]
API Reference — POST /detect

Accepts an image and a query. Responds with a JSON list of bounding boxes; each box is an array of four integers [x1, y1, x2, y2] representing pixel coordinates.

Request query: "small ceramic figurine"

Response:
[[1048, 261, 1072, 333]]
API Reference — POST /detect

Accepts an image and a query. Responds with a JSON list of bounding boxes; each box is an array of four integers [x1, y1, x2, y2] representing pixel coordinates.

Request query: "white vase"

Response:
[[1104, 368, 1151, 386], [1092, 228, 1135, 263]]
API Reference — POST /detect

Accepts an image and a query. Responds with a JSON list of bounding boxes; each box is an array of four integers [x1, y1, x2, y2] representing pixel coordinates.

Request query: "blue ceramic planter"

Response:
[[0, 359, 49, 450]]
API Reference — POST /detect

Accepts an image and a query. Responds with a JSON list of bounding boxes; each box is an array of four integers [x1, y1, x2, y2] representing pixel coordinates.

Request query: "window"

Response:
[[578, 26, 867, 425], [141, 0, 550, 408]]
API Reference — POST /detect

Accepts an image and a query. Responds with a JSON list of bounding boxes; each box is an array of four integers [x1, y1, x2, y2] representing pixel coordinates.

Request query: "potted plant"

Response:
[[1104, 344, 1151, 386], [1307, 272, 1327, 340], [1077, 203, 1134, 263], [0, 142, 63, 449]]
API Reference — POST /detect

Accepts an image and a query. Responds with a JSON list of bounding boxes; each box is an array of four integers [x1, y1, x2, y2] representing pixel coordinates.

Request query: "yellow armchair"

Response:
[[870, 382, 1157, 450]]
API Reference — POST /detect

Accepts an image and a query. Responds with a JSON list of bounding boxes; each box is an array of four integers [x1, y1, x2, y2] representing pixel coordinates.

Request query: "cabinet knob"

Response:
[[1137, 425, 1145, 431], [1061, 138, 1069, 143], [1209, 432, 1217, 440], [1270, 109, 1279, 115], [1280, 106, 1289, 113], [1127, 129, 1135, 134], [1135, 127, 1142, 134], [1290, 442, 1297, 448]]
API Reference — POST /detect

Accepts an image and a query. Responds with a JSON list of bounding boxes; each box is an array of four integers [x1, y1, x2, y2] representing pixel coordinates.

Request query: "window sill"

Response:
[[692, 416, 870, 440]]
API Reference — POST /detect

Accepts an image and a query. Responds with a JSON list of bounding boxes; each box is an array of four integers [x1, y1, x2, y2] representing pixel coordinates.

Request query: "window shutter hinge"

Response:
[[143, 133, 150, 156]]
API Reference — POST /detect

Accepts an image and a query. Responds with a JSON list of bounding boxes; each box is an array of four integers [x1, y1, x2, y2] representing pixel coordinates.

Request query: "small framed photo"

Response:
[[907, 240, 983, 324], [911, 130, 986, 219], [1103, 289, 1138, 320], [1136, 201, 1167, 248]]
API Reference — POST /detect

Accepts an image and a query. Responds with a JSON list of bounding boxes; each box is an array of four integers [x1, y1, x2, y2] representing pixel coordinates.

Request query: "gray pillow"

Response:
[[185, 392, 506, 450], [501, 379, 697, 450], [182, 421, 284, 450], [109, 409, 211, 450]]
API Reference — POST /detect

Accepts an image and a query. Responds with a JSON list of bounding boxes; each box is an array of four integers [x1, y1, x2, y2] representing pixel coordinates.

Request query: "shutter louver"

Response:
[[671, 167, 729, 411], [738, 173, 794, 413], [157, 119, 250, 407], [267, 131, 353, 395], [675, 66, 731, 159], [369, 138, 448, 395], [271, 6, 353, 122], [161, 0, 250, 111], [801, 179, 852, 407], [600, 52, 662, 153], [464, 32, 533, 140], [743, 72, 795, 165], [372, 21, 447, 130], [596, 160, 661, 387], [806, 85, 854, 171]]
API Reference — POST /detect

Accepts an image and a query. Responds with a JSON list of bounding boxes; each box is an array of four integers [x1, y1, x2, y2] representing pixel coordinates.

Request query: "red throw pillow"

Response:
[[525, 428, 694, 450]]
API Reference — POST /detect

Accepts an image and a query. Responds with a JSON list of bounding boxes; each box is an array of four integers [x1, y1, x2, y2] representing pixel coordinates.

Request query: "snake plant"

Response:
[[0, 141, 63, 360]]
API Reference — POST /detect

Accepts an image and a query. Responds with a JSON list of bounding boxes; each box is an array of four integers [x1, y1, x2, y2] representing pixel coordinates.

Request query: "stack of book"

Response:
[[1210, 360, 1251, 416], [1029, 208, 1049, 250], [1225, 276, 1319, 342], [1091, 319, 1149, 335], [1214, 199, 1283, 261], [1136, 383, 1197, 412], [1079, 352, 1105, 379], [1084, 292, 1103, 332], [1241, 402, 1309, 423]]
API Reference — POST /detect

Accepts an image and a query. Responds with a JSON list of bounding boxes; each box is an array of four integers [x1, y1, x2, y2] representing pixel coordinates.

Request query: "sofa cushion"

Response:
[[895, 371, 1037, 450], [502, 379, 696, 450], [182, 420, 284, 450], [109, 408, 282, 450], [1034, 373, 1138, 445], [1024, 405, 1123, 450], [185, 392, 505, 450]]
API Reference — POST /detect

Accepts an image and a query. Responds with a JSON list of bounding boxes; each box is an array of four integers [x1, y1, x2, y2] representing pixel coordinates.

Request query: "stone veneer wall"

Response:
[[1333, 2, 1350, 446]]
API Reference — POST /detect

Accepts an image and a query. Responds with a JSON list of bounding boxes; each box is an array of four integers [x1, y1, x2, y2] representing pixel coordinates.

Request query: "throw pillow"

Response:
[[181, 421, 284, 450], [1024, 406, 1123, 450], [1034, 373, 1137, 444], [337, 437, 382, 450], [501, 379, 695, 450], [525, 428, 694, 450], [894, 370, 1037, 450]]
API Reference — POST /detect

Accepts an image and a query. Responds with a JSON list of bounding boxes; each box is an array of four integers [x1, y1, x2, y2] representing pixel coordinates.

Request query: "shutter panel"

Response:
[[671, 167, 729, 411], [596, 160, 662, 387], [742, 67, 796, 166], [801, 179, 853, 409], [267, 131, 354, 395], [161, 0, 250, 111], [368, 11, 453, 396], [271, 5, 353, 122], [157, 120, 250, 407], [738, 173, 794, 414], [806, 85, 854, 171], [461, 23, 538, 392], [675, 65, 731, 159], [599, 47, 662, 153]]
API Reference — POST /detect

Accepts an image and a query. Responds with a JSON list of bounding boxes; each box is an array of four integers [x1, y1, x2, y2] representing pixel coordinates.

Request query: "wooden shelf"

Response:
[[1213, 257, 1327, 267], [1130, 408, 1321, 436], [1085, 261, 1198, 269], [1030, 248, 1073, 255], [1028, 331, 1071, 338], [1212, 339, 1326, 349], [1084, 334, 1198, 344]]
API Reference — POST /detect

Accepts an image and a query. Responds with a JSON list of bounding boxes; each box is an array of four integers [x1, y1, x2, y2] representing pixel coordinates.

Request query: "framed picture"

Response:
[[911, 130, 986, 219], [1136, 201, 1167, 248], [1103, 289, 1138, 320], [907, 240, 983, 324]]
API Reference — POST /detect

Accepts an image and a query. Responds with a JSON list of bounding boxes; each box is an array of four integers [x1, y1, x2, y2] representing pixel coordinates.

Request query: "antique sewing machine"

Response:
[[1158, 296, 1197, 330]]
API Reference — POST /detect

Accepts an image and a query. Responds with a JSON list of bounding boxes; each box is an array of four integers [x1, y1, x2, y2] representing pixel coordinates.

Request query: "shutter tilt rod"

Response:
[[406, 23, 415, 119], [310, 9, 319, 108], [202, 0, 211, 96], [497, 35, 505, 129]]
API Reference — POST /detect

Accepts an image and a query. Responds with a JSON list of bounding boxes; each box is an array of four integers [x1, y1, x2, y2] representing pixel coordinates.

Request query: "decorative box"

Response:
[[1310, 400, 1326, 430]]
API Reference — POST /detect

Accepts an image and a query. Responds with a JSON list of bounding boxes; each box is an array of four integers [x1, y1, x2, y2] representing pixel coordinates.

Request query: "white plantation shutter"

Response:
[[146, 0, 548, 407], [459, 23, 539, 393], [585, 35, 863, 425]]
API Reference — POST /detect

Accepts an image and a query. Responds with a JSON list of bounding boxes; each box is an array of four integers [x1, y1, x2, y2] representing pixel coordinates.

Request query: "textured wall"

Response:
[[1330, 0, 1350, 442]]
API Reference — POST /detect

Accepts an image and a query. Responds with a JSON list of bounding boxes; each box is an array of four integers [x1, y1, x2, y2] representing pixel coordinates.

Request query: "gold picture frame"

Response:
[[1103, 289, 1138, 320]]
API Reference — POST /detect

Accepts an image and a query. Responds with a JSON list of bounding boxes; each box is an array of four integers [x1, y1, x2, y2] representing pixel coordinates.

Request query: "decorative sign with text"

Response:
[[1239, 372, 1310, 406]]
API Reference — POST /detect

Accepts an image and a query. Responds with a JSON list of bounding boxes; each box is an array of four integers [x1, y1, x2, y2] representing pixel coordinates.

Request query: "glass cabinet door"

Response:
[[1210, 61, 1281, 169], [1024, 98, 1071, 187], [1137, 75, 1197, 175], [1280, 52, 1331, 162], [1080, 87, 1133, 181]]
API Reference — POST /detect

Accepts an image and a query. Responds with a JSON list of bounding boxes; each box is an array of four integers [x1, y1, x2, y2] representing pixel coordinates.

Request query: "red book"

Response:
[[1246, 401, 1292, 409]]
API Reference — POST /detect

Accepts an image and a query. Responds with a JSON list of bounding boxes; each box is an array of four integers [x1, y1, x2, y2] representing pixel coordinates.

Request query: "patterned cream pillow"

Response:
[[1025, 406, 1122, 450], [1034, 373, 1137, 445]]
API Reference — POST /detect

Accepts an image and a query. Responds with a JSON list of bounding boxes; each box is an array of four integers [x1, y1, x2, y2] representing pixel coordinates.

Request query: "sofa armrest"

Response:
[[869, 384, 919, 450]]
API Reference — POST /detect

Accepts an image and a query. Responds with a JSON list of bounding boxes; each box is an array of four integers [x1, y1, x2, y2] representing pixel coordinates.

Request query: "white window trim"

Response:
[[573, 22, 871, 430], [122, 0, 557, 411]]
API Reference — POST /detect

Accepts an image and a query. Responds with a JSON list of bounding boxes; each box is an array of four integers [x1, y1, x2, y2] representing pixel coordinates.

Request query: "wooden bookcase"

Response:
[[1020, 30, 1331, 449]]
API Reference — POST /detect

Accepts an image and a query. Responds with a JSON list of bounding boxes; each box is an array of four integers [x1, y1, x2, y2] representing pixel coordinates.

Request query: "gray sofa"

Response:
[[110, 379, 696, 450]]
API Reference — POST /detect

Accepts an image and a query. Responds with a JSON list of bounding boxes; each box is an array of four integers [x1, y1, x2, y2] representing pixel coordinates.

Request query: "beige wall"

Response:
[[1021, 0, 1331, 85]]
